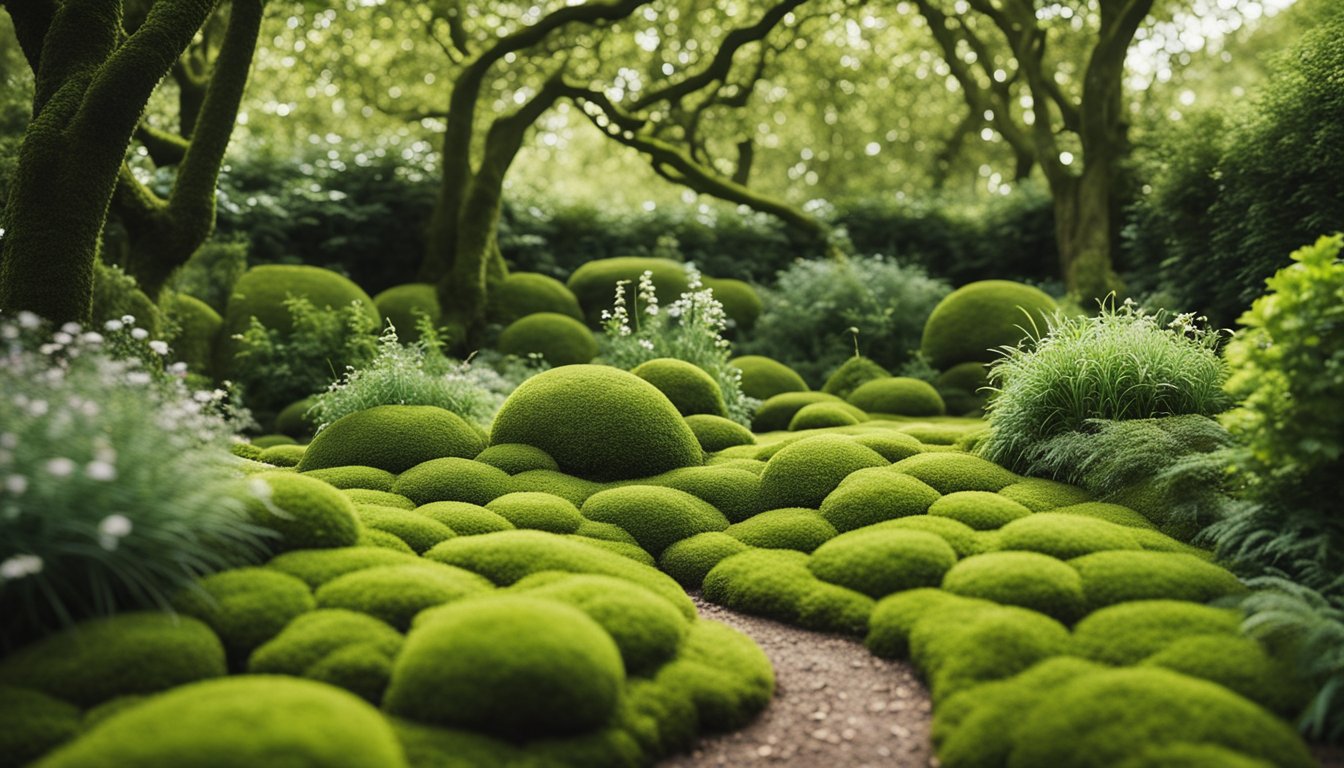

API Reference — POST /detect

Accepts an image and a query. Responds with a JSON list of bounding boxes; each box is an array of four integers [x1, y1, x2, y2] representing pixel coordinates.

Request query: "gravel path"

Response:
[[662, 594, 936, 768]]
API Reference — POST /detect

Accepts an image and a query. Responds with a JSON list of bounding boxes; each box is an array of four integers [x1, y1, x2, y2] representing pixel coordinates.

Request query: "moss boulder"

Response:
[[684, 414, 756, 453], [245, 471, 361, 551], [730, 355, 810, 400], [498, 312, 598, 366], [567, 257, 691, 326], [373, 283, 440, 343], [488, 272, 584, 325], [297, 405, 485, 475], [632, 358, 728, 417], [847, 377, 946, 417], [920, 280, 1057, 369]]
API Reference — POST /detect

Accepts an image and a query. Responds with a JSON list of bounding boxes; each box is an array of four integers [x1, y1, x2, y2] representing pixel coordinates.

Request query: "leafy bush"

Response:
[[743, 255, 950, 386], [0, 313, 269, 647], [979, 300, 1229, 473]]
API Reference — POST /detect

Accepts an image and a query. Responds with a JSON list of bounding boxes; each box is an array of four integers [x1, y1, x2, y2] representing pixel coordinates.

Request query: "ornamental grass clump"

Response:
[[0, 313, 271, 648]]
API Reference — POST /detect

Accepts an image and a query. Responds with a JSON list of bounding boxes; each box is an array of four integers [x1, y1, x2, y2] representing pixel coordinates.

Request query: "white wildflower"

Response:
[[104, 319, 124, 332], [126, 371, 152, 386], [4, 475, 28, 495], [0, 554, 43, 580], [99, 514, 133, 538], [0, 433, 16, 450], [130, 328, 149, 340], [44, 457, 76, 477], [80, 332, 104, 344], [638, 339, 655, 351], [120, 314, 136, 325], [60, 322, 81, 335], [86, 461, 117, 482], [17, 311, 41, 329]]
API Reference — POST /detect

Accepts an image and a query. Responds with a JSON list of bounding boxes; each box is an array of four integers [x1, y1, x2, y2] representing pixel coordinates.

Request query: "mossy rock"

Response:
[[919, 280, 1058, 369], [354, 505, 457, 553], [684, 414, 756, 453], [248, 609, 402, 700], [818, 468, 941, 532], [730, 355, 810, 401], [509, 469, 609, 506], [1071, 600, 1243, 666], [230, 442, 266, 461], [490, 365, 702, 481], [511, 572, 689, 676], [498, 312, 598, 366], [567, 257, 691, 326], [385, 596, 624, 737], [632, 465, 763, 524], [847, 377, 946, 417], [486, 492, 584, 534], [631, 358, 728, 417], [473, 443, 560, 475], [758, 435, 888, 510], [0, 613, 225, 708], [726, 508, 838, 552], [850, 432, 925, 462], [34, 676, 408, 768], [172, 568, 315, 666], [1070, 551, 1246, 611], [890, 452, 1020, 494], [910, 604, 1071, 700], [928, 491, 1033, 531], [391, 457, 514, 507], [581, 485, 730, 556], [344, 488, 415, 509], [1140, 634, 1309, 717], [864, 589, 990, 659], [941, 551, 1086, 624], [245, 471, 361, 551], [488, 272, 584, 325], [373, 283, 440, 343], [1050, 501, 1159, 530], [821, 356, 891, 400], [302, 465, 395, 492], [751, 391, 845, 433], [0, 685, 81, 768], [414, 501, 515, 536], [315, 563, 493, 631], [810, 529, 958, 599], [997, 478, 1092, 511], [873, 515, 982, 558], [703, 549, 874, 635], [996, 513, 1142, 559], [298, 405, 485, 475], [788, 402, 867, 430], [267, 546, 421, 589], [658, 532, 751, 589], [160, 291, 220, 377], [1008, 667, 1316, 768]]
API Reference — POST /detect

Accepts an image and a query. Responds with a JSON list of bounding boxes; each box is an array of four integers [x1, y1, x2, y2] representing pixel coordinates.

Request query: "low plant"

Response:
[[0, 312, 270, 648]]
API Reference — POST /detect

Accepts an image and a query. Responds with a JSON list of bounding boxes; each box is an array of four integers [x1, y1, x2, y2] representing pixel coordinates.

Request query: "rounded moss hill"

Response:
[[632, 358, 728, 417], [941, 551, 1086, 624], [385, 596, 624, 738], [489, 365, 703, 481], [488, 272, 584, 325], [1070, 600, 1243, 666], [730, 355, 810, 400], [809, 529, 958, 598], [486, 492, 584, 534], [1069, 551, 1246, 611], [702, 277, 763, 333], [822, 357, 891, 400], [160, 291, 221, 377], [726, 508, 838, 552], [353, 504, 457, 553], [0, 684, 81, 767], [172, 567, 316, 665], [752, 391, 847, 433], [919, 280, 1058, 369], [847, 377, 946, 417], [473, 443, 559, 475], [582, 485, 729, 556], [315, 562, 493, 631], [758, 435, 889, 510], [275, 396, 320, 440], [414, 501, 516, 536], [391, 457, 514, 507], [818, 468, 942, 532], [297, 405, 486, 475], [247, 609, 402, 701], [566, 257, 691, 326], [497, 312, 598, 367], [659, 532, 751, 589], [684, 414, 756, 453], [928, 491, 1033, 531], [372, 283, 440, 344], [245, 471, 361, 551], [789, 402, 866, 430]]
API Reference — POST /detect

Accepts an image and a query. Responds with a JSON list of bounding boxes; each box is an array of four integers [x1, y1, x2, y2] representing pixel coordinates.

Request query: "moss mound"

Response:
[[810, 529, 958, 598], [0, 685, 81, 768], [864, 589, 989, 659], [509, 469, 608, 506], [731, 355, 810, 400], [303, 465, 396, 492], [847, 377, 947, 417], [1071, 600, 1243, 666], [919, 280, 1058, 369], [413, 502, 515, 536], [751, 391, 845, 432], [373, 283, 440, 343], [358, 528, 416, 553], [161, 291, 221, 377], [172, 568, 315, 665], [703, 549, 875, 635], [1141, 634, 1308, 717], [298, 405, 485, 475], [473, 443, 560, 475], [486, 491, 584, 534], [1070, 551, 1246, 611], [385, 596, 624, 737], [725, 508, 838, 552], [498, 312, 598, 366], [631, 358, 728, 417], [935, 360, 990, 394], [658, 532, 752, 589], [850, 431, 925, 462], [684, 414, 756, 453], [248, 609, 402, 701], [633, 465, 763, 523], [701, 276, 762, 332], [567, 257, 691, 326], [997, 478, 1093, 511], [1051, 501, 1159, 530], [997, 513, 1142, 559], [274, 396, 319, 440], [257, 443, 305, 467], [910, 604, 1072, 700], [315, 563, 493, 630], [890, 452, 1020, 494], [491, 365, 702, 481], [35, 676, 407, 768], [875, 515, 982, 557], [390, 457, 514, 507], [488, 272, 584, 325], [352, 504, 456, 553], [758, 435, 889, 510], [818, 468, 941, 532], [581, 485, 730, 556], [788, 402, 865, 430], [344, 488, 415, 509], [821, 356, 891, 400], [245, 471, 360, 551], [941, 552, 1086, 623], [1116, 743, 1276, 768], [266, 546, 420, 589], [928, 491, 1033, 531]]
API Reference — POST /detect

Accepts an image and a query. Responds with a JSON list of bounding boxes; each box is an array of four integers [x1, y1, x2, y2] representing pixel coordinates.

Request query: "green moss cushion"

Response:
[[864, 589, 990, 659], [810, 529, 958, 598], [473, 443, 560, 475], [635, 465, 764, 523], [997, 478, 1095, 512], [702, 549, 875, 635], [890, 452, 1020, 494], [730, 355, 810, 400], [1069, 551, 1246, 611], [910, 604, 1072, 700], [267, 547, 421, 589], [788, 402, 865, 430], [385, 596, 624, 737], [934, 360, 990, 395], [0, 613, 225, 710], [354, 505, 457, 554], [160, 291, 221, 377], [303, 465, 396, 492], [486, 492, 584, 534], [488, 272, 584, 324], [297, 405, 486, 474], [564, 536, 656, 566], [726, 508, 838, 552], [315, 563, 493, 631], [1071, 600, 1243, 666], [173, 568, 315, 665], [684, 414, 756, 453], [248, 609, 402, 701], [928, 491, 1033, 531], [509, 469, 608, 506], [631, 358, 728, 417], [941, 552, 1086, 623], [34, 676, 408, 768], [373, 283, 440, 343], [258, 443, 306, 467], [1007, 667, 1316, 768], [751, 391, 845, 432], [412, 502, 515, 536], [701, 277, 762, 332], [358, 528, 416, 553], [1050, 501, 1158, 530], [821, 356, 890, 400], [996, 513, 1142, 559], [919, 280, 1058, 369], [1140, 634, 1308, 717], [850, 432, 925, 462], [758, 435, 889, 509], [511, 573, 689, 676], [847, 377, 947, 417], [567, 257, 691, 326], [0, 685, 80, 768], [573, 519, 641, 545], [874, 515, 982, 557], [391, 457, 514, 507], [658, 532, 752, 589], [1115, 744, 1276, 768], [344, 489, 416, 509], [245, 471, 360, 551], [490, 366, 702, 481], [498, 312, 599, 366], [581, 485, 730, 556], [818, 468, 941, 531]]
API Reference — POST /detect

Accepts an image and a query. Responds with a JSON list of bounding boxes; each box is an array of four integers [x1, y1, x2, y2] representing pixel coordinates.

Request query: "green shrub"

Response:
[[298, 405, 486, 474], [1071, 600, 1242, 666], [302, 465, 396, 492], [632, 358, 728, 417], [372, 283, 440, 344], [910, 604, 1071, 699], [751, 391, 846, 432], [266, 547, 420, 589], [315, 562, 492, 630], [725, 508, 837, 552], [788, 402, 865, 430], [702, 549, 874, 634], [35, 676, 408, 768], [485, 492, 584, 534], [864, 589, 988, 659], [0, 613, 225, 708], [160, 291, 221, 377], [634, 465, 764, 523], [847, 377, 946, 417], [818, 468, 942, 531], [567, 257, 691, 326], [701, 276, 762, 333], [997, 478, 1092, 511], [488, 272, 584, 324], [1009, 668, 1316, 768], [851, 432, 925, 462], [489, 365, 702, 481], [758, 435, 888, 509], [729, 355, 810, 400], [684, 414, 756, 453], [996, 513, 1140, 560], [0, 685, 81, 768], [245, 472, 361, 552], [809, 529, 958, 598], [919, 280, 1057, 369], [392, 457, 514, 506], [498, 312, 599, 366], [414, 501, 515, 536], [581, 486, 729, 556], [928, 491, 1032, 531], [165, 239, 248, 313], [890, 452, 1020, 494], [658, 532, 751, 589], [352, 505, 454, 553], [941, 552, 1085, 623], [875, 515, 981, 557], [473, 443, 560, 475], [1071, 551, 1245, 611], [172, 567, 315, 666], [248, 608, 403, 701]]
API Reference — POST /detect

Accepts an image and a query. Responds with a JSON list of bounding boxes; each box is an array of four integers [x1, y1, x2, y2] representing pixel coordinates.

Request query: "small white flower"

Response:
[[104, 319, 124, 332], [0, 554, 43, 580], [169, 362, 188, 374], [120, 314, 136, 325], [99, 514, 132, 538], [126, 371, 152, 386], [60, 322, 81, 335], [85, 461, 117, 482], [80, 332, 104, 344], [39, 343, 61, 355], [638, 339, 655, 351], [4, 475, 28, 495], [148, 340, 169, 355], [44, 457, 76, 477], [0, 433, 16, 450], [27, 400, 49, 417], [1, 324, 17, 340], [17, 311, 41, 329], [130, 328, 149, 340]]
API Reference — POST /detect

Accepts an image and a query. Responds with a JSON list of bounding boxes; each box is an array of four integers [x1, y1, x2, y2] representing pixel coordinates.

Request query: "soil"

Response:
[[662, 594, 936, 768]]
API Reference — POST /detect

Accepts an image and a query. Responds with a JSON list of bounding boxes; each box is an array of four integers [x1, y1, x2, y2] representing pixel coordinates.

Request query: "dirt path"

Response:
[[662, 595, 936, 768]]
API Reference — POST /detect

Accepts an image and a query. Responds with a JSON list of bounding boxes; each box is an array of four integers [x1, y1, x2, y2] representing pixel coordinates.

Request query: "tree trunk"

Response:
[[1050, 167, 1119, 302]]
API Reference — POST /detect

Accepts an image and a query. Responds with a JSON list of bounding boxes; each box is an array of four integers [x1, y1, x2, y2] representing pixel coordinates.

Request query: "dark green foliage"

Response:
[[581, 485, 729, 556], [1071, 600, 1242, 666], [810, 529, 958, 598], [703, 549, 875, 635], [35, 676, 409, 768], [890, 452, 1020, 494], [0, 685, 81, 768], [726, 508, 837, 552], [354, 505, 457, 553], [90, 262, 161, 336], [498, 312, 599, 366], [414, 502, 516, 536], [173, 567, 315, 666], [302, 465, 396, 492], [684, 414, 757, 453], [788, 402, 865, 430], [474, 443, 561, 474], [488, 272, 584, 324], [165, 239, 248, 314], [266, 547, 421, 589], [941, 552, 1086, 624], [920, 280, 1057, 369], [822, 356, 891, 400], [850, 432, 925, 462], [245, 472, 361, 551], [315, 563, 492, 630], [486, 492, 584, 534], [751, 391, 846, 432], [847, 377, 946, 417], [386, 596, 624, 736], [996, 513, 1141, 559], [567, 257, 691, 325], [659, 532, 752, 589], [701, 277, 762, 333], [372, 283, 440, 344], [632, 358, 729, 417], [729, 355, 810, 400], [997, 478, 1092, 511], [298, 405, 486, 474], [160, 291, 221, 376], [1070, 551, 1245, 611], [819, 468, 942, 531], [758, 435, 889, 509], [0, 613, 225, 708], [928, 491, 1032, 531], [392, 457, 514, 506], [491, 365, 703, 481], [248, 609, 403, 701], [909, 604, 1071, 700]]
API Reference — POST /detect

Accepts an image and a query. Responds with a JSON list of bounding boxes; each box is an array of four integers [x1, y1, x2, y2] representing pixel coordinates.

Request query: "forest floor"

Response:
[[662, 594, 936, 768]]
